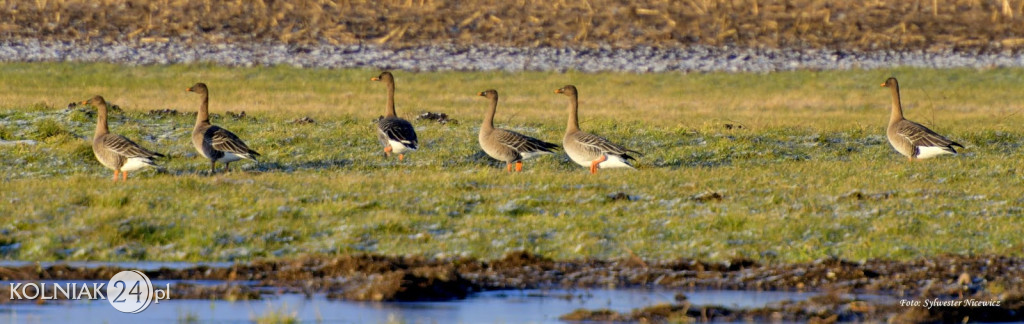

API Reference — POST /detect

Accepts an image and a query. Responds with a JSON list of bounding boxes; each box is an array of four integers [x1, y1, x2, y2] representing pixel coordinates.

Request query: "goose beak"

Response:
[[186, 87, 193, 92], [79, 100, 88, 106], [879, 83, 886, 87], [477, 92, 485, 96], [371, 77, 380, 81], [554, 89, 563, 94]]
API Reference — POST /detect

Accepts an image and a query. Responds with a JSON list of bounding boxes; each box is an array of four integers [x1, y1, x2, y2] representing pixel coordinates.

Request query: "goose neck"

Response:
[[889, 84, 904, 124]]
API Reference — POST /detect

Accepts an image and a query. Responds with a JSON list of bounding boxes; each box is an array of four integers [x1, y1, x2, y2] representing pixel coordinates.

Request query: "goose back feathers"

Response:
[[477, 89, 558, 172], [371, 71, 419, 160], [881, 77, 963, 161], [188, 82, 260, 173], [555, 85, 641, 174], [82, 95, 164, 181]]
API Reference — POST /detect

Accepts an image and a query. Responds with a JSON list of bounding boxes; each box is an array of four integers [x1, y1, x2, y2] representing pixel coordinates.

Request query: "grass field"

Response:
[[1, 63, 1023, 263]]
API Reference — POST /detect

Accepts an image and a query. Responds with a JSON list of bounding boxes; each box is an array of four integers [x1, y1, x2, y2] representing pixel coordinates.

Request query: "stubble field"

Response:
[[4, 0, 1024, 52]]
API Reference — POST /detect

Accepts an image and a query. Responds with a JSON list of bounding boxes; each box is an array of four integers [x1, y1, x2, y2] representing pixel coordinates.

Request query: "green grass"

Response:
[[0, 62, 1022, 263], [251, 302, 299, 324]]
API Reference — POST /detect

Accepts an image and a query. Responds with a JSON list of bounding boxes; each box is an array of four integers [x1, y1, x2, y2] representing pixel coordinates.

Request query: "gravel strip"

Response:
[[3, 40, 1024, 72]]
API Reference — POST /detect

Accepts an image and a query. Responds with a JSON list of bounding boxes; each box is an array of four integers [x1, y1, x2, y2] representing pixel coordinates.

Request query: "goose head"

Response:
[[554, 85, 577, 96], [187, 82, 209, 95]]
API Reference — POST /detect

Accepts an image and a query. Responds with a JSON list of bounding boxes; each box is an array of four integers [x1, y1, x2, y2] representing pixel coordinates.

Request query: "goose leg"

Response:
[[589, 155, 607, 174], [225, 162, 231, 173], [384, 146, 393, 159], [112, 170, 120, 182], [210, 161, 217, 175], [398, 154, 405, 161], [515, 161, 523, 172], [505, 162, 512, 173], [122, 171, 128, 182]]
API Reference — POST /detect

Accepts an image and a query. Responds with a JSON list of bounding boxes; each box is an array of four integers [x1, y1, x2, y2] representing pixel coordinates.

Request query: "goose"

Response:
[[554, 85, 642, 174], [371, 71, 418, 161], [881, 77, 963, 161], [80, 96, 164, 181], [187, 83, 261, 174], [477, 89, 559, 172]]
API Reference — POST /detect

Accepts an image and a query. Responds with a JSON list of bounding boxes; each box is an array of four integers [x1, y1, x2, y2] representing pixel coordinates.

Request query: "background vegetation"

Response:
[[2, 0, 1024, 51]]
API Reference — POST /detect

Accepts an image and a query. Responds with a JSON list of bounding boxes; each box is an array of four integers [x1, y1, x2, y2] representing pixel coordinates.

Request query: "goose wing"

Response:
[[206, 125, 260, 157], [495, 129, 559, 154], [574, 132, 641, 160], [895, 120, 963, 149], [102, 134, 164, 159], [377, 117, 418, 149]]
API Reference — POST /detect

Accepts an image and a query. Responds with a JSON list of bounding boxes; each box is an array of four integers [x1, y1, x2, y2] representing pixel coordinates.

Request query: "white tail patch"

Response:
[[520, 151, 553, 160], [389, 140, 416, 154], [916, 146, 956, 159], [597, 154, 635, 170], [120, 158, 157, 172], [216, 152, 244, 163]]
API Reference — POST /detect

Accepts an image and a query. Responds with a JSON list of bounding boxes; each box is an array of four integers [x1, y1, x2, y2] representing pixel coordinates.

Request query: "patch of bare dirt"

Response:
[[2, 253, 1024, 321], [415, 112, 458, 125]]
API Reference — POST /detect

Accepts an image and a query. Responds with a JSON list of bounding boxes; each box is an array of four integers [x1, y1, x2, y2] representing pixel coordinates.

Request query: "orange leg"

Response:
[[122, 171, 128, 182], [112, 170, 120, 181], [589, 155, 607, 174], [515, 161, 523, 172], [384, 146, 393, 158], [398, 154, 405, 161], [505, 163, 513, 172]]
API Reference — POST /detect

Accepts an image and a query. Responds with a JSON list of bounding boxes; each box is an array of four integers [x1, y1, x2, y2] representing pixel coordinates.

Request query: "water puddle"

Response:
[[0, 286, 819, 323]]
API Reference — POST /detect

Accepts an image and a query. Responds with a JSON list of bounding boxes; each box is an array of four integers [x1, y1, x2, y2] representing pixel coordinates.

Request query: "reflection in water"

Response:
[[0, 288, 819, 323]]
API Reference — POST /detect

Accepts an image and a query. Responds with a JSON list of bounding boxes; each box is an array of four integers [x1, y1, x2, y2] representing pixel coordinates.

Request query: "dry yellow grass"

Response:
[[1, 0, 1024, 51], [2, 64, 1019, 133]]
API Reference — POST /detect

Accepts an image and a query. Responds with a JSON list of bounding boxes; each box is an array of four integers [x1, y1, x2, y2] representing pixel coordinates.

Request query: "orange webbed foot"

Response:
[[589, 155, 607, 174]]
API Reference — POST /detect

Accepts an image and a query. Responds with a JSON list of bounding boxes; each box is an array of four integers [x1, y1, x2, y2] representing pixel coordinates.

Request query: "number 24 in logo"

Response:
[[107, 270, 170, 313]]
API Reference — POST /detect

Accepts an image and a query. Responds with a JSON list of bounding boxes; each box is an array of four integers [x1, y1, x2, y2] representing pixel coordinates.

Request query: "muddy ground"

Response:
[[1, 252, 1023, 322], [2, 0, 1024, 52]]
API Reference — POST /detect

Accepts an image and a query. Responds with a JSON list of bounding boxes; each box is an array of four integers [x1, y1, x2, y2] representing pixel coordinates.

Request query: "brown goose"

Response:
[[371, 71, 418, 160], [555, 85, 641, 174], [477, 89, 559, 172], [881, 77, 963, 161], [187, 83, 260, 174], [81, 96, 164, 181]]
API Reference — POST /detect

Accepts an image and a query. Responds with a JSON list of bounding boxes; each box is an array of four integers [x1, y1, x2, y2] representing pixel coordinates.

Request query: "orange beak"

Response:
[[554, 89, 563, 94], [880, 83, 886, 87], [186, 87, 192, 92], [477, 92, 485, 96], [79, 100, 88, 105], [371, 77, 380, 81]]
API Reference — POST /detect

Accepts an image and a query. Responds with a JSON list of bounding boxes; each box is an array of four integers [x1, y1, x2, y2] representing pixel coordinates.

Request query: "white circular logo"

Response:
[[107, 270, 155, 313]]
